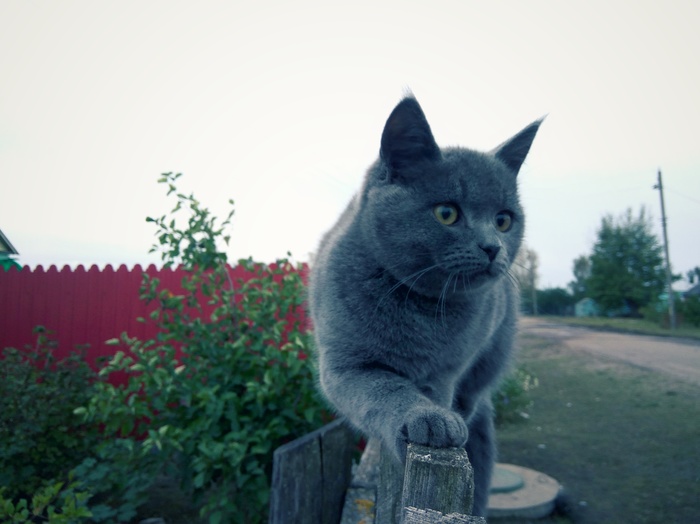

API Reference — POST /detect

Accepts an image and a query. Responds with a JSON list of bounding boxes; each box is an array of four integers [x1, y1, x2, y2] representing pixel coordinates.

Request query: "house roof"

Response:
[[0, 229, 18, 255]]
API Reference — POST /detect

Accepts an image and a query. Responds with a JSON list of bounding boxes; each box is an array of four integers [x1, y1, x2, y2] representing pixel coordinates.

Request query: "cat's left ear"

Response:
[[492, 118, 544, 175]]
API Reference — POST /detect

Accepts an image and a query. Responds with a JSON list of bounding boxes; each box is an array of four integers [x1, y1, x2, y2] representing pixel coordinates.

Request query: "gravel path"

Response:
[[518, 316, 700, 385]]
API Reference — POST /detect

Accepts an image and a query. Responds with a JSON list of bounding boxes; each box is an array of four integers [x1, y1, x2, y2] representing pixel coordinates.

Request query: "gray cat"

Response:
[[308, 96, 541, 516]]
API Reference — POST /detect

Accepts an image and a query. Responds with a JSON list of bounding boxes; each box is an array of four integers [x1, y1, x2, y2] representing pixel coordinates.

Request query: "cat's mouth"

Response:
[[453, 270, 492, 289], [439, 262, 507, 292]]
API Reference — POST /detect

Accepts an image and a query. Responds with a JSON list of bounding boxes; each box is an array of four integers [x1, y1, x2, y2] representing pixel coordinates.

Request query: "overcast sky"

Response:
[[1, 0, 699, 290]]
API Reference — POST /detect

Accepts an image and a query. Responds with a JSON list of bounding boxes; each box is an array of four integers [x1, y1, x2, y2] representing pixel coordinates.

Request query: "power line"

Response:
[[666, 187, 700, 206]]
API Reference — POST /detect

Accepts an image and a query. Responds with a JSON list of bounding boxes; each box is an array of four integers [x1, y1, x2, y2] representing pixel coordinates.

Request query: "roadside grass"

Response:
[[494, 333, 700, 523], [539, 315, 700, 341]]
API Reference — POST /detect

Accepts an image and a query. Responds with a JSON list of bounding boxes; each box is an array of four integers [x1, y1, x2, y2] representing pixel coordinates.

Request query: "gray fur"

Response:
[[308, 97, 541, 516]]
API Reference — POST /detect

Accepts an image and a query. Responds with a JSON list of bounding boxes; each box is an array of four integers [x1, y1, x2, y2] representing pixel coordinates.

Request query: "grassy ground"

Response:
[[494, 332, 700, 523], [541, 315, 700, 341]]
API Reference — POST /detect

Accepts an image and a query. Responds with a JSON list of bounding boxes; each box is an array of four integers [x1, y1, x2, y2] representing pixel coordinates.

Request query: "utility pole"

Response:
[[654, 169, 676, 330], [526, 249, 538, 316]]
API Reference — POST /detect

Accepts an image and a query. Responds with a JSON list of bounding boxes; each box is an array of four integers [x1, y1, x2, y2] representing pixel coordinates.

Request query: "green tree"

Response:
[[587, 207, 665, 316], [537, 287, 575, 316], [569, 255, 591, 301]]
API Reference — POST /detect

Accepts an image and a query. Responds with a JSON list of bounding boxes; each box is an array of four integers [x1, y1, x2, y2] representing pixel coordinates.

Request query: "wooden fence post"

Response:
[[269, 418, 354, 524], [376, 443, 486, 524]]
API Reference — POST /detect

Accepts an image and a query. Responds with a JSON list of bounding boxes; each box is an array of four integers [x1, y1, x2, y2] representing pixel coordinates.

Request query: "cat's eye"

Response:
[[495, 211, 513, 232], [434, 204, 459, 225]]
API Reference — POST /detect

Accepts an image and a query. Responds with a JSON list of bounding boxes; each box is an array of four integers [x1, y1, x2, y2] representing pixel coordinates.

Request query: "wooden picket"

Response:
[[269, 418, 355, 524]]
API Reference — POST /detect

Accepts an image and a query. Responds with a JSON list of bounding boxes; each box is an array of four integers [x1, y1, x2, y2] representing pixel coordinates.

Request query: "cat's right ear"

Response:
[[380, 97, 441, 181]]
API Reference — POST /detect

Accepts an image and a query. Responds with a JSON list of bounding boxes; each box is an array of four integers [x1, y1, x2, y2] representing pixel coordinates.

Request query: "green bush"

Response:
[[640, 303, 663, 325], [641, 296, 700, 329], [493, 366, 538, 425], [0, 327, 100, 503], [75, 173, 328, 523], [0, 476, 92, 523], [679, 296, 700, 327]]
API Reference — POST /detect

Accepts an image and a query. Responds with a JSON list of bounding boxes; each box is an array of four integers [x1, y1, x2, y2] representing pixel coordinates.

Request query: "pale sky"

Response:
[[1, 0, 699, 290]]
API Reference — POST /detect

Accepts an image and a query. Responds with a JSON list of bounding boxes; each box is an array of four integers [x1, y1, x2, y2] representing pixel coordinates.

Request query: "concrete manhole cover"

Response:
[[488, 463, 561, 519], [490, 464, 525, 493]]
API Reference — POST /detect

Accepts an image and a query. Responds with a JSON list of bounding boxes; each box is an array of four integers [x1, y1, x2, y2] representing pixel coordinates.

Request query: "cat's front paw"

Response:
[[398, 407, 468, 453]]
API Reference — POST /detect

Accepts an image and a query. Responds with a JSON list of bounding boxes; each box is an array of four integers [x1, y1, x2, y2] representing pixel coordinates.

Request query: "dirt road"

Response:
[[518, 317, 700, 385]]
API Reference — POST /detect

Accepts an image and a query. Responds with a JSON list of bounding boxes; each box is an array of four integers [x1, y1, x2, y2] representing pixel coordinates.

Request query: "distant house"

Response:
[[0, 229, 21, 271], [684, 284, 700, 298], [575, 297, 600, 317]]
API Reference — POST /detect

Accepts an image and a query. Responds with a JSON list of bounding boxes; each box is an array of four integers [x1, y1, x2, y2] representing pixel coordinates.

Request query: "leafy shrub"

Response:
[[0, 475, 92, 523], [0, 327, 100, 502], [640, 303, 663, 325], [679, 296, 700, 327], [641, 296, 700, 328], [76, 173, 328, 523], [493, 366, 538, 425]]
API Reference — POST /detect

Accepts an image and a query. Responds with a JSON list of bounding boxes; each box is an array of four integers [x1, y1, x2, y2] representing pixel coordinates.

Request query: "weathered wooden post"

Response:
[[269, 418, 354, 524], [376, 443, 486, 524]]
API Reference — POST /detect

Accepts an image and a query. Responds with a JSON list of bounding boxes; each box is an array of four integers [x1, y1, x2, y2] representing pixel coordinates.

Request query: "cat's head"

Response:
[[360, 96, 542, 298]]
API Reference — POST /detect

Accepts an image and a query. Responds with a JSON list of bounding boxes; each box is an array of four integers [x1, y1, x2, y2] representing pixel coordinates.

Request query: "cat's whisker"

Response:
[[404, 266, 437, 307], [375, 264, 439, 312], [434, 272, 455, 331], [505, 268, 520, 290], [446, 273, 456, 323], [374, 256, 438, 283], [511, 260, 529, 271]]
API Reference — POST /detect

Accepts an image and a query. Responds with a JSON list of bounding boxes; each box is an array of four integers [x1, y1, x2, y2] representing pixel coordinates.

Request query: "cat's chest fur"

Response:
[[336, 257, 509, 400]]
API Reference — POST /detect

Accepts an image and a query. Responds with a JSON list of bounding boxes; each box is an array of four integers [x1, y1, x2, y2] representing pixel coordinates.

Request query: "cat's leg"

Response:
[[465, 398, 495, 517]]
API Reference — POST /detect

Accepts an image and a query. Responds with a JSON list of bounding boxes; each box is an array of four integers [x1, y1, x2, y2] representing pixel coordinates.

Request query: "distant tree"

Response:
[[686, 266, 700, 284], [569, 255, 591, 301], [513, 246, 539, 315], [537, 287, 576, 316], [587, 207, 666, 316]]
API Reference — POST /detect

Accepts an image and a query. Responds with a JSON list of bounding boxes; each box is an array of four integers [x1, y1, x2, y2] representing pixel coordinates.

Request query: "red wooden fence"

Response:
[[0, 263, 302, 368]]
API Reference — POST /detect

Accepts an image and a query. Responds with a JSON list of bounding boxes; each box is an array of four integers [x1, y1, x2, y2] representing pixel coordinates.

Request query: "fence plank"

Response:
[[3, 265, 23, 346], [269, 418, 354, 524], [320, 419, 356, 524], [71, 265, 88, 347], [57, 265, 74, 351], [270, 430, 323, 523]]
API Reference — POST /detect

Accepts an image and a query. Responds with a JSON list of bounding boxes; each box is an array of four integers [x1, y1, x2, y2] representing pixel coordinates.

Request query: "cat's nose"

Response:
[[480, 244, 500, 262]]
